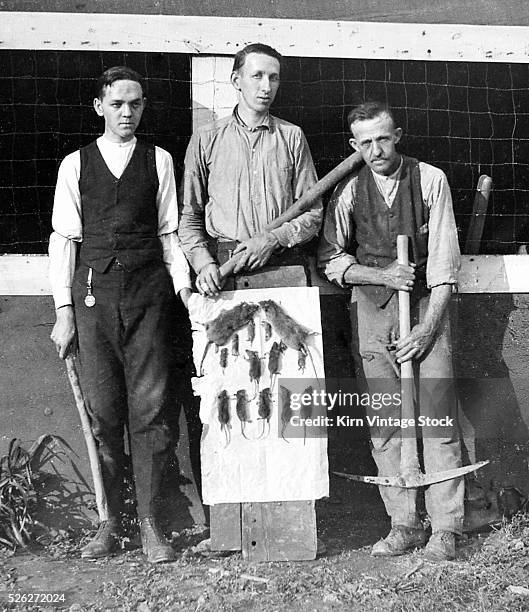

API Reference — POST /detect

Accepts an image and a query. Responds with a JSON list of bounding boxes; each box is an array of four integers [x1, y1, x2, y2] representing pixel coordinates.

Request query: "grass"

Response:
[[0, 435, 73, 550]]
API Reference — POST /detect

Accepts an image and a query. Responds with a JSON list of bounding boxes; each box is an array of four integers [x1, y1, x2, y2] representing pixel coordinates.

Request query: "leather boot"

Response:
[[81, 517, 120, 559], [371, 525, 426, 557], [424, 531, 456, 561], [140, 516, 175, 564]]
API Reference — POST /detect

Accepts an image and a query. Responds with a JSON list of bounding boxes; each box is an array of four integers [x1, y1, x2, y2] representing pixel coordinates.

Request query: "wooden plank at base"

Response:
[[241, 500, 317, 562], [210, 503, 241, 551]]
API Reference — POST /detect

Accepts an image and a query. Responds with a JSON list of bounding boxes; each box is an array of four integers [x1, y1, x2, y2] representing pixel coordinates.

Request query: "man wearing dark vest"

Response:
[[49, 66, 192, 563], [318, 101, 463, 562]]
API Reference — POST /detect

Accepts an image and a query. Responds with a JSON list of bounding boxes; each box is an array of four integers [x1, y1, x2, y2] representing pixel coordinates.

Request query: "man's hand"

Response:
[[50, 305, 77, 360], [179, 287, 192, 309], [394, 322, 435, 363], [196, 263, 223, 297], [232, 232, 280, 273], [380, 260, 416, 292]]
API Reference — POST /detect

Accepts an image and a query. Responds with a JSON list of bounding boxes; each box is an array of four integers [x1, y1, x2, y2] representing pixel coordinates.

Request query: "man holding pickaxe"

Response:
[[318, 101, 464, 562]]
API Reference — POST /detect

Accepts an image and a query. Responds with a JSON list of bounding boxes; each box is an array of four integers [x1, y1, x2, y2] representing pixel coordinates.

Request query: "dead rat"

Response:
[[231, 333, 239, 358], [219, 347, 228, 372], [247, 318, 256, 344], [267, 340, 287, 390], [300, 385, 313, 444], [199, 302, 259, 375], [245, 349, 262, 397], [257, 387, 273, 438], [235, 388, 252, 440], [279, 385, 293, 443], [262, 321, 272, 342], [259, 299, 320, 383], [217, 389, 231, 446]]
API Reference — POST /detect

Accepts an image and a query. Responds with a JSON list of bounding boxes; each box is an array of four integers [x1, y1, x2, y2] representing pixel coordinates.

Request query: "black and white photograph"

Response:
[[1, 1, 529, 610]]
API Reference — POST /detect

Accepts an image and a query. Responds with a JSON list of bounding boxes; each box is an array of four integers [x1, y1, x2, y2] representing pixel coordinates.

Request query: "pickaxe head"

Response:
[[333, 460, 489, 489]]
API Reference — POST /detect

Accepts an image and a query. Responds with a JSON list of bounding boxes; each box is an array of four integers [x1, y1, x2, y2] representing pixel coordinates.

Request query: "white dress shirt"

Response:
[[49, 136, 191, 308]]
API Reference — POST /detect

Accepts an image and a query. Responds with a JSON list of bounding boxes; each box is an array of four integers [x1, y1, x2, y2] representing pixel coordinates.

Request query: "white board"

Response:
[[188, 287, 329, 505]]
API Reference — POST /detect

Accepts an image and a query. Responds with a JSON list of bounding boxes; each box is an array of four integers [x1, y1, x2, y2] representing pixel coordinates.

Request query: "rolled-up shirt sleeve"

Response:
[[271, 129, 323, 248], [421, 164, 461, 288], [49, 152, 82, 309], [317, 176, 358, 287]]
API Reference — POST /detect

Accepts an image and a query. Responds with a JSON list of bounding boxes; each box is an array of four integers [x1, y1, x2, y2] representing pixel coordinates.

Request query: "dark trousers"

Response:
[[73, 260, 178, 520]]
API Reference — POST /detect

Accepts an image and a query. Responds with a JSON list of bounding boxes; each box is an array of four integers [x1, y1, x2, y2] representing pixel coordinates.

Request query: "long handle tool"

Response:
[[334, 235, 488, 488], [65, 356, 109, 520], [219, 151, 364, 279]]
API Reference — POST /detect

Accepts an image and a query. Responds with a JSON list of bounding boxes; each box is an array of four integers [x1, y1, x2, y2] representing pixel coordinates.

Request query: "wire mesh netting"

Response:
[[0, 50, 191, 253], [1, 51, 529, 254], [274, 57, 529, 254]]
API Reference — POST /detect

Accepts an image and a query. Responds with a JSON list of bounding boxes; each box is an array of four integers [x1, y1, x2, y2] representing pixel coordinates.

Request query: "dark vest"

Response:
[[78, 140, 162, 273], [353, 155, 429, 308]]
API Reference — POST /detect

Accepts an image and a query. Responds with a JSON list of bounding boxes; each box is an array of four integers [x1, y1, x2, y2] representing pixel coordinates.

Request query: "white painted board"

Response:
[[188, 287, 329, 505]]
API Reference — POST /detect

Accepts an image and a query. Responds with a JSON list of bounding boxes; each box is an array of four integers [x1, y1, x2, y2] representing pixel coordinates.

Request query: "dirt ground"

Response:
[[2, 473, 529, 612]]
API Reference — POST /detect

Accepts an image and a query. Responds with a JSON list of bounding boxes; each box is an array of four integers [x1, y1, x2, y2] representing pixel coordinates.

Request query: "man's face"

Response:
[[93, 79, 145, 143], [231, 53, 280, 116], [349, 112, 402, 176]]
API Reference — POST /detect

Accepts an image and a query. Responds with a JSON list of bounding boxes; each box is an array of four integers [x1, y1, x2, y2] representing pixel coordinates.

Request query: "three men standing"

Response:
[[49, 52, 463, 564]]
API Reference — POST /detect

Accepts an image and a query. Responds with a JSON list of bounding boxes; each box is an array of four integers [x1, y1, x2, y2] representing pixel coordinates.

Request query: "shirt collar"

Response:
[[233, 106, 271, 132], [99, 135, 137, 149], [370, 155, 403, 182]]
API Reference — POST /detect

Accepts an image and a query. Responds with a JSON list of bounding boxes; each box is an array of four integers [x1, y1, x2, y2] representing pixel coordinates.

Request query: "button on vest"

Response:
[[353, 155, 429, 308]]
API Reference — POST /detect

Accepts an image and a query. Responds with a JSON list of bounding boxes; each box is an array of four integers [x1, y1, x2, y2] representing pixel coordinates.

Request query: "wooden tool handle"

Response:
[[65, 356, 109, 521], [397, 235, 413, 381], [218, 151, 364, 280], [396, 235, 421, 476]]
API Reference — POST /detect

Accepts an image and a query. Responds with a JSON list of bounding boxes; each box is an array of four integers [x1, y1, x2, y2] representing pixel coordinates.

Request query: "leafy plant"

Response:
[[0, 434, 72, 550]]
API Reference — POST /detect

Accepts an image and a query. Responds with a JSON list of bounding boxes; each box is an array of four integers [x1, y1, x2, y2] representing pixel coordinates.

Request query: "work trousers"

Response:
[[352, 289, 464, 534], [73, 260, 178, 520]]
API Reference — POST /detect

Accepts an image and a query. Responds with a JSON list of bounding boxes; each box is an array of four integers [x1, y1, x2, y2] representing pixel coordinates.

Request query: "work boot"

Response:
[[424, 531, 456, 562], [371, 525, 426, 557], [81, 517, 120, 559], [140, 516, 175, 564]]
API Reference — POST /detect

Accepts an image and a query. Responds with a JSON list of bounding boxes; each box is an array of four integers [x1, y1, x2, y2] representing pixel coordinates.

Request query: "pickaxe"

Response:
[[65, 356, 109, 520], [334, 235, 488, 488]]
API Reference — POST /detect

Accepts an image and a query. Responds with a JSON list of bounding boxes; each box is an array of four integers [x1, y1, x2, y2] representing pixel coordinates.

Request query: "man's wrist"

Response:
[[267, 231, 280, 250], [197, 261, 218, 274]]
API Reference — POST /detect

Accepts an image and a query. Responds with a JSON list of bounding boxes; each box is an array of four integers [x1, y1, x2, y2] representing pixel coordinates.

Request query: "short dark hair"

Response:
[[96, 66, 145, 99], [232, 43, 282, 72], [347, 101, 396, 129]]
